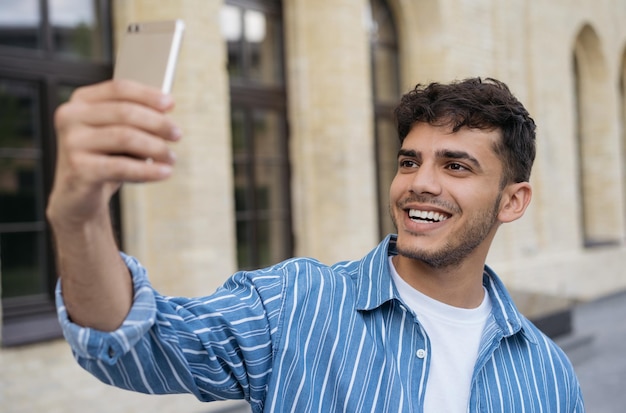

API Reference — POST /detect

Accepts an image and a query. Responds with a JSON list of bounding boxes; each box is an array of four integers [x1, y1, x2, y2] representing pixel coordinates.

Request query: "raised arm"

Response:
[[46, 80, 181, 331]]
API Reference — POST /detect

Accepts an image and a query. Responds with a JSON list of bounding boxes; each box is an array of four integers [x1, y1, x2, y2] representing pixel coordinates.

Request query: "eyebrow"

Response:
[[397, 148, 483, 171], [397, 148, 420, 160]]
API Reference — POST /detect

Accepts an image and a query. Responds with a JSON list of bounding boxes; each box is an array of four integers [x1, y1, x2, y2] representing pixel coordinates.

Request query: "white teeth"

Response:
[[408, 209, 449, 222]]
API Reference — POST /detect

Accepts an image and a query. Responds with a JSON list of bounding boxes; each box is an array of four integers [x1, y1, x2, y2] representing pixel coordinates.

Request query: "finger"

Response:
[[83, 126, 177, 165], [89, 101, 181, 141], [71, 79, 174, 112], [60, 100, 182, 142], [82, 153, 174, 184]]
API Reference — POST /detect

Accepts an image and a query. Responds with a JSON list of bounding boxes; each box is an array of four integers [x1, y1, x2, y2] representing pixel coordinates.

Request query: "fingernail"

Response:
[[168, 150, 177, 164], [159, 94, 174, 109], [158, 164, 173, 177], [170, 127, 182, 141]]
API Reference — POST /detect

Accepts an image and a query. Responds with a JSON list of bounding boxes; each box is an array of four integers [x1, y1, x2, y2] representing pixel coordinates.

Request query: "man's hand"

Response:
[[47, 79, 181, 227], [47, 79, 182, 330]]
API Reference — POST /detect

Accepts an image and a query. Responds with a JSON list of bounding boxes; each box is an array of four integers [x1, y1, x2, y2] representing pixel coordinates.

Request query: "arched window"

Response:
[[572, 25, 621, 247], [369, 0, 401, 237], [221, 0, 292, 269]]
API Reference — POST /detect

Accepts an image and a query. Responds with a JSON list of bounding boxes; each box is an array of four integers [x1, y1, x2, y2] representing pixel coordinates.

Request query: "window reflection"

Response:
[[50, 0, 109, 61], [0, 78, 45, 298], [0, 79, 42, 226], [0, 80, 39, 149], [225, 1, 290, 270], [1, 231, 45, 298], [0, 0, 109, 61], [232, 107, 289, 269], [0, 0, 112, 344], [221, 4, 282, 85], [0, 0, 41, 49], [0, 159, 39, 223], [244, 10, 266, 42]]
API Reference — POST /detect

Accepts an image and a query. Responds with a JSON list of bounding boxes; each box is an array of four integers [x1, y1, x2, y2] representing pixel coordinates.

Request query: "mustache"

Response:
[[396, 195, 460, 214]]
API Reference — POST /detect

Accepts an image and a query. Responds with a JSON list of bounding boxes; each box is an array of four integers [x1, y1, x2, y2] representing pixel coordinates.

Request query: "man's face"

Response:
[[389, 122, 506, 268]]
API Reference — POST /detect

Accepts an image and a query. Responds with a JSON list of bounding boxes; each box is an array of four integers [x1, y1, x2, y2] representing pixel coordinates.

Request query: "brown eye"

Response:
[[399, 159, 418, 168], [447, 162, 467, 171]]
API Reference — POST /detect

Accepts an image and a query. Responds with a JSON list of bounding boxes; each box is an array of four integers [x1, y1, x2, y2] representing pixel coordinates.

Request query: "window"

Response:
[[0, 0, 113, 346], [221, 0, 292, 269], [369, 0, 401, 238], [572, 25, 619, 248]]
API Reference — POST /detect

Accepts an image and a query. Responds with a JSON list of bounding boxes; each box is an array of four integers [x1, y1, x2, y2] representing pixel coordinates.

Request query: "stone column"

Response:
[[284, 0, 379, 263], [113, 0, 237, 295]]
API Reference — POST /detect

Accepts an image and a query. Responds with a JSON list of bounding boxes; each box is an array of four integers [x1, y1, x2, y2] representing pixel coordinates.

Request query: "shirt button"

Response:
[[416, 349, 427, 359]]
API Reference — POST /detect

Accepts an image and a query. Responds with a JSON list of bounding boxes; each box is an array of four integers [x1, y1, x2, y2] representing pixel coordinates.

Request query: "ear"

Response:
[[497, 182, 532, 223]]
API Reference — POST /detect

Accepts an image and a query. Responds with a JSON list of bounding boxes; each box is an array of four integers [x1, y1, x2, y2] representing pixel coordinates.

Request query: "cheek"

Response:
[[455, 188, 501, 213], [388, 175, 405, 202]]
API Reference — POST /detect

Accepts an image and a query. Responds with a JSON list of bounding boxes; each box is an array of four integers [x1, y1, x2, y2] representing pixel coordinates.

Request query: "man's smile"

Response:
[[408, 209, 450, 223]]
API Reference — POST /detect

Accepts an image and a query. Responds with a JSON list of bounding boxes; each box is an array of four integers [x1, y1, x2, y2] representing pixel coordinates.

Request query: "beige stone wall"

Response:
[[284, 0, 379, 263], [387, 0, 626, 300], [484, 0, 626, 299], [114, 0, 238, 296], [3, 0, 626, 411]]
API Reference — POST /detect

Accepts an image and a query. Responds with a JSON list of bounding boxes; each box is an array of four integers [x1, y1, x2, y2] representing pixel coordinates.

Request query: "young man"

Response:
[[49, 77, 584, 412]]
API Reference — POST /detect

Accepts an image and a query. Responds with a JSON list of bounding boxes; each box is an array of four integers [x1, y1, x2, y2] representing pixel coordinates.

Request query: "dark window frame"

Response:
[[369, 0, 401, 239], [0, 0, 114, 346], [225, 0, 293, 270]]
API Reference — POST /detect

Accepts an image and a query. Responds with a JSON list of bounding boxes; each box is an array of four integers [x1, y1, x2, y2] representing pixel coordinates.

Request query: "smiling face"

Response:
[[389, 122, 508, 269]]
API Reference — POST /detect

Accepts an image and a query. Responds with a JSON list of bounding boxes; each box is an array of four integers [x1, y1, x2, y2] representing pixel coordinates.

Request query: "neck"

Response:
[[391, 253, 487, 308]]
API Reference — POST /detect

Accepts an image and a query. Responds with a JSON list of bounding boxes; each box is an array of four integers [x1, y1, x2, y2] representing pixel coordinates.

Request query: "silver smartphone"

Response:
[[113, 19, 185, 93]]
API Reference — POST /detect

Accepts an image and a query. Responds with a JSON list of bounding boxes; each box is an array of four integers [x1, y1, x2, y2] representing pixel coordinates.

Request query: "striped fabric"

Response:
[[56, 235, 584, 412]]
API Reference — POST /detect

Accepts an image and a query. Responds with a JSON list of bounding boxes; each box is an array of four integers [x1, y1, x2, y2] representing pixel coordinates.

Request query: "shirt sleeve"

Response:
[[55, 252, 286, 407], [56, 253, 158, 363]]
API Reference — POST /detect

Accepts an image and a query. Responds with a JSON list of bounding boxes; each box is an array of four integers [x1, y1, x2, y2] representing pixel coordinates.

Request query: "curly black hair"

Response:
[[394, 77, 536, 185]]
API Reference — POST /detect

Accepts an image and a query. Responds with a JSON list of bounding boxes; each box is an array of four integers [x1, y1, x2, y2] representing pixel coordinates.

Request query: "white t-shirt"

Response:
[[389, 257, 492, 413]]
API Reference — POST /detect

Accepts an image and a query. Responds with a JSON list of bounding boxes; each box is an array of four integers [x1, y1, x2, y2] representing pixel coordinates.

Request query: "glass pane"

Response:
[[50, 0, 109, 61], [374, 46, 399, 103], [1, 231, 45, 298], [0, 0, 41, 50], [255, 217, 289, 268], [221, 5, 243, 42], [236, 219, 252, 269], [376, 117, 400, 236], [254, 110, 283, 158], [0, 158, 39, 223], [371, 0, 396, 44], [234, 177, 252, 212], [231, 108, 247, 154], [254, 163, 287, 213], [221, 4, 283, 85], [0, 79, 40, 149], [0, 78, 42, 224], [58, 84, 77, 103], [222, 5, 244, 79], [246, 9, 282, 85]]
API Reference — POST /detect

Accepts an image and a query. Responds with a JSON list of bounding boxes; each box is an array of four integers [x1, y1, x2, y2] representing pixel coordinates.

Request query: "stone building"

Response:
[[1, 0, 625, 412]]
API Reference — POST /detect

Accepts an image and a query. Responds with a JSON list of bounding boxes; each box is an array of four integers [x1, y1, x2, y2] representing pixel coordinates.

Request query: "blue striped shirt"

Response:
[[56, 235, 584, 412]]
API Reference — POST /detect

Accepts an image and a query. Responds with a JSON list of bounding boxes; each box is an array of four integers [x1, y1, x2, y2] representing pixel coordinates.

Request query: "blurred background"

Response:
[[0, 0, 625, 411]]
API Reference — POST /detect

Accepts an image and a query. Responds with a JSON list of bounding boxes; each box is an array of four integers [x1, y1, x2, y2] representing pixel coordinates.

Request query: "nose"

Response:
[[410, 163, 442, 196]]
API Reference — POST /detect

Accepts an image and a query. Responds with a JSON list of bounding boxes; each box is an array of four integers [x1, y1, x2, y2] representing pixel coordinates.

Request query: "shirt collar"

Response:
[[353, 234, 398, 311], [353, 234, 529, 340]]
